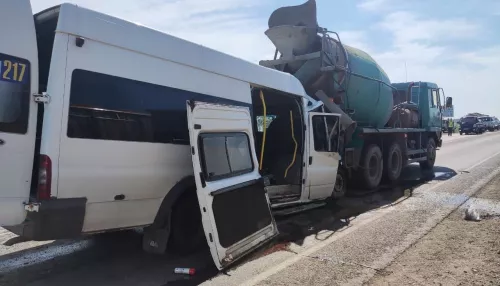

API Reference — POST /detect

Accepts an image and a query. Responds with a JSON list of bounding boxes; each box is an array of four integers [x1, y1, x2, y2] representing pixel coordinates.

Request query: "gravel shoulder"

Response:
[[367, 175, 500, 286]]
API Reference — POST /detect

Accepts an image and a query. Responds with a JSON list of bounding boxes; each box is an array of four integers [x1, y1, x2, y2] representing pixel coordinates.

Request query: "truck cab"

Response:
[[392, 82, 445, 132]]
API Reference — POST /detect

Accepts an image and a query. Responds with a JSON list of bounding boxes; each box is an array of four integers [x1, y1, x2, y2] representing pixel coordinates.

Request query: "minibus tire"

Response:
[[168, 190, 206, 254]]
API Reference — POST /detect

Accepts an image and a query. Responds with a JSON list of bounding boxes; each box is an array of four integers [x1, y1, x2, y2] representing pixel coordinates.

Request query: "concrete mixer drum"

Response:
[[260, 0, 395, 129]]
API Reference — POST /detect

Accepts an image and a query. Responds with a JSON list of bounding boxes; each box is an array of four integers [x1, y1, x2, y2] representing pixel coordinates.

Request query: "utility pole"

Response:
[[405, 61, 408, 82]]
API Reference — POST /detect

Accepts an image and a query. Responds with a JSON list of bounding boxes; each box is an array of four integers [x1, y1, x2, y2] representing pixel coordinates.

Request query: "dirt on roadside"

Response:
[[367, 175, 500, 286]]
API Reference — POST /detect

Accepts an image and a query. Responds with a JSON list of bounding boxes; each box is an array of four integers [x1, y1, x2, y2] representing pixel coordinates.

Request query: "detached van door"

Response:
[[0, 1, 39, 226], [187, 101, 278, 270]]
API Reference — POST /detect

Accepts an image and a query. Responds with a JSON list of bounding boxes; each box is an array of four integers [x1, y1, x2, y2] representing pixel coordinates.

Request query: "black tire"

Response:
[[459, 132, 463, 135], [168, 190, 206, 254], [359, 144, 383, 189], [384, 141, 403, 183], [331, 168, 347, 199], [420, 138, 436, 171]]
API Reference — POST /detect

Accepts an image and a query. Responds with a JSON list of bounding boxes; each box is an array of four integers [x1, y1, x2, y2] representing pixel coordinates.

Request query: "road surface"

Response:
[[1, 131, 500, 286], [368, 174, 500, 285]]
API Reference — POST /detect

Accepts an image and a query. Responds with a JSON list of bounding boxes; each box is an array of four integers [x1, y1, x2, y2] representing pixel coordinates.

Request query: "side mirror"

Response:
[[446, 97, 453, 108]]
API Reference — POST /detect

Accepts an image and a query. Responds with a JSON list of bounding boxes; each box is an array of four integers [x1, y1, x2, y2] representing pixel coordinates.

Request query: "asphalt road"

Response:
[[1, 131, 500, 286]]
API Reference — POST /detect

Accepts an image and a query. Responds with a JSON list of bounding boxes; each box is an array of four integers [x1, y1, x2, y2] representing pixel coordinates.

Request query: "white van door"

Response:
[[187, 101, 278, 269], [307, 112, 341, 200], [0, 0, 39, 226]]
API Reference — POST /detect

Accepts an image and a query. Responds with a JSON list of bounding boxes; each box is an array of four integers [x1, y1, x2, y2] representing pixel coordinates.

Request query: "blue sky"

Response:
[[32, 0, 500, 118]]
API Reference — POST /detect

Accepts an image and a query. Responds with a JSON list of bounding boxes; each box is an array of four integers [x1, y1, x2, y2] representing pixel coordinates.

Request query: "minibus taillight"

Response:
[[38, 155, 52, 200]]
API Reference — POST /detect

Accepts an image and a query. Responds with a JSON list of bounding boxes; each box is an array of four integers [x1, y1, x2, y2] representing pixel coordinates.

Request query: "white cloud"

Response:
[[367, 10, 499, 117], [32, 0, 274, 63], [357, 0, 390, 12], [369, 12, 479, 80], [458, 46, 500, 66], [379, 12, 480, 45]]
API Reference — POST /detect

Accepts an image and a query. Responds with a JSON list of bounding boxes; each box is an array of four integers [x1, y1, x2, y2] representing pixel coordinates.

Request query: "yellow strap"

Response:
[[259, 91, 267, 171], [284, 110, 298, 178]]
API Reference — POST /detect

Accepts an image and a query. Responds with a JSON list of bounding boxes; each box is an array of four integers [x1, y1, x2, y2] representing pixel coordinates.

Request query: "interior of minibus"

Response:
[[251, 88, 305, 203]]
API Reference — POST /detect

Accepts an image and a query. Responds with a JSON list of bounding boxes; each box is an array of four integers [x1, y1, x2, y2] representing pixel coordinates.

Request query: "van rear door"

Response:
[[0, 1, 39, 226], [187, 101, 278, 269]]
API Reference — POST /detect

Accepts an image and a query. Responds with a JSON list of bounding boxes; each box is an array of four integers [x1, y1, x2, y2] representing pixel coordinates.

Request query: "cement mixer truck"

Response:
[[260, 0, 453, 190]]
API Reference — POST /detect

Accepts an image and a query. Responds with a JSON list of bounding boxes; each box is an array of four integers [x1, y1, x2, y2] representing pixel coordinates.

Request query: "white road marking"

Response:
[[442, 131, 498, 143], [465, 150, 500, 172]]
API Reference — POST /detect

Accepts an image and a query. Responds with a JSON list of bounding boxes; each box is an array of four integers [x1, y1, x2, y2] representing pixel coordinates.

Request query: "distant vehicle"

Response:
[[492, 117, 500, 131], [460, 116, 486, 135], [479, 116, 496, 132]]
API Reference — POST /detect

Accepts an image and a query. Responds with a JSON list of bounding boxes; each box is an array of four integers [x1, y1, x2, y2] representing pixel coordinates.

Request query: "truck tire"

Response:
[[420, 138, 436, 171], [331, 168, 347, 199], [168, 190, 206, 254], [359, 144, 383, 189], [384, 141, 403, 183]]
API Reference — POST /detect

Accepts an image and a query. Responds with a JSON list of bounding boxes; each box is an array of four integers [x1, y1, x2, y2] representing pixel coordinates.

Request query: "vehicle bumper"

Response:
[[6, 198, 87, 241], [460, 127, 481, 133]]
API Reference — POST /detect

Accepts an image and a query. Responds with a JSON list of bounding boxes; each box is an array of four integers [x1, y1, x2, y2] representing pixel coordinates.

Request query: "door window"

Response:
[[256, 115, 277, 132], [430, 89, 438, 108], [411, 87, 419, 104], [199, 132, 254, 181], [311, 115, 339, 152], [0, 53, 30, 134]]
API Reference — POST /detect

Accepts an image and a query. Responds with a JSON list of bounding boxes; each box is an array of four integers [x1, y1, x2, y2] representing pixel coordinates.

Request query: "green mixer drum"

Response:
[[341, 45, 393, 128]]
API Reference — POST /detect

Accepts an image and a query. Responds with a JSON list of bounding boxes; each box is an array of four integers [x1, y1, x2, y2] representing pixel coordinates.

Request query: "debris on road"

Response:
[[174, 268, 196, 275], [464, 205, 482, 221]]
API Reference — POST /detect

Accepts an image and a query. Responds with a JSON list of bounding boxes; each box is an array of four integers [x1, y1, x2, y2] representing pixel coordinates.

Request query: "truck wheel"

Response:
[[384, 141, 403, 183], [331, 168, 347, 199], [360, 144, 383, 189], [168, 190, 206, 254], [420, 138, 436, 171]]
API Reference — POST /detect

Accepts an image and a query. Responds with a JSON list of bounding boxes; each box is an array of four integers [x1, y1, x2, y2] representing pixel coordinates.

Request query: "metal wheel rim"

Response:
[[334, 173, 345, 193]]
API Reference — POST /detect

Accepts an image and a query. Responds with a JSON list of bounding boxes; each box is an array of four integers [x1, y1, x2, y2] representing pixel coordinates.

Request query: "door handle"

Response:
[[0, 139, 4, 145]]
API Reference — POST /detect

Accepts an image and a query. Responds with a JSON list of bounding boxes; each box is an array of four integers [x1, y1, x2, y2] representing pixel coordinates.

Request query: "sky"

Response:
[[31, 0, 500, 118]]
